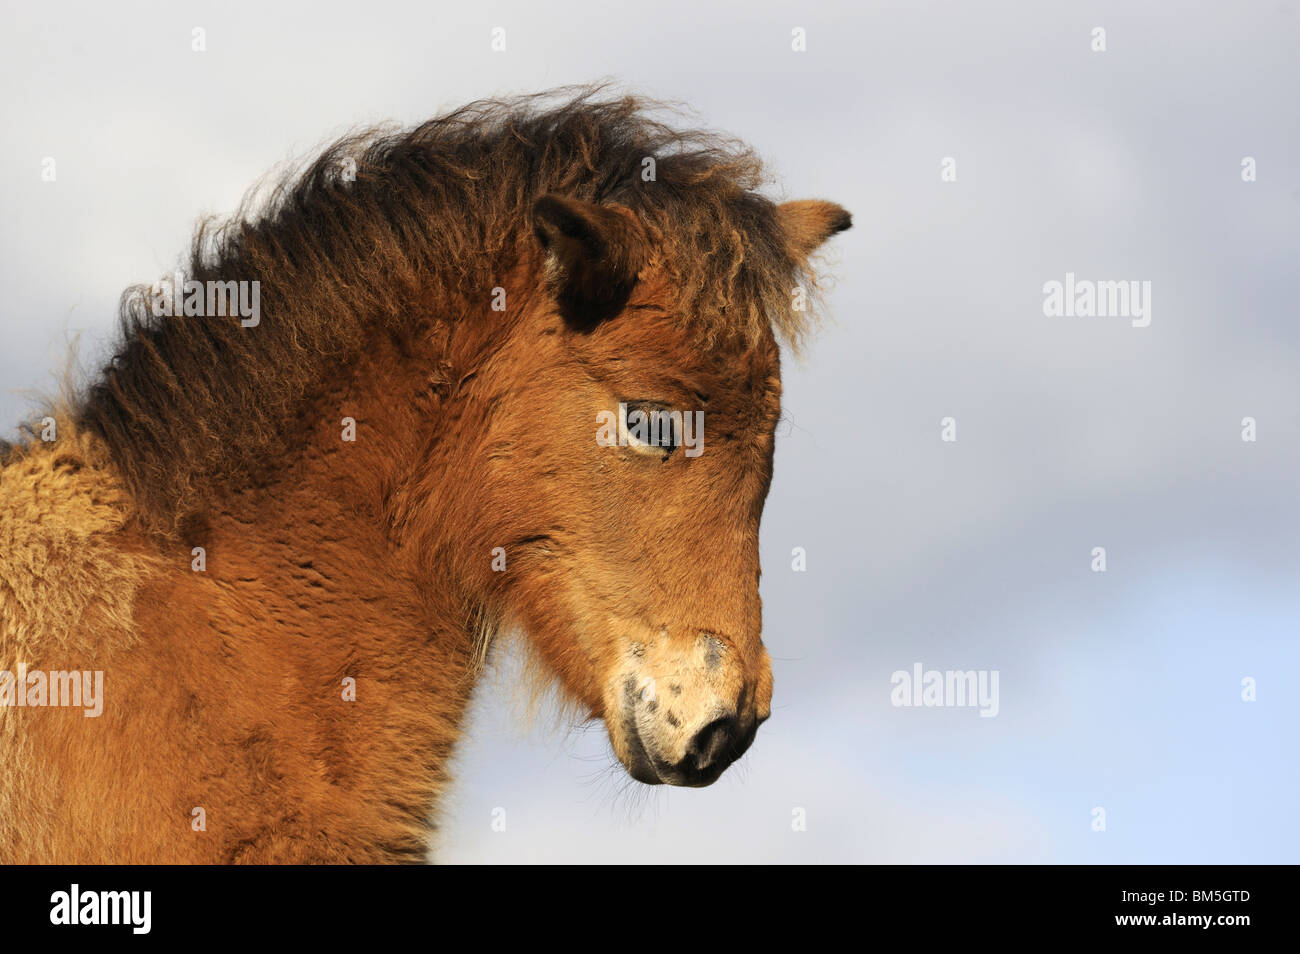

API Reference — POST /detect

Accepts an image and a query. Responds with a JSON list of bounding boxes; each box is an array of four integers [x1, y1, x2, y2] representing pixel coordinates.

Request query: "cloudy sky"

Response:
[[2, 0, 1297, 862]]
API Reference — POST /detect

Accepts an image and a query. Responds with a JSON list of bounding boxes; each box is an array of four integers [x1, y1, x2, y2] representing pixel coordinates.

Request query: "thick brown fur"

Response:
[[0, 86, 850, 863]]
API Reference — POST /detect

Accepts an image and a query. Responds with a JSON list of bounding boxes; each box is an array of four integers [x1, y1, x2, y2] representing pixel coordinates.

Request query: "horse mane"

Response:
[[75, 84, 827, 531]]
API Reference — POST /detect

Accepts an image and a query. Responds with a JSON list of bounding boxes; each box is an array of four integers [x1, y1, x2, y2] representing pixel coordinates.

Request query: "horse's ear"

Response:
[[778, 200, 852, 260], [532, 194, 646, 328]]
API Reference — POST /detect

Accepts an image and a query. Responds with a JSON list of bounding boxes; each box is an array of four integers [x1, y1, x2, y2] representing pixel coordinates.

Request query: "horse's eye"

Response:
[[620, 401, 679, 458]]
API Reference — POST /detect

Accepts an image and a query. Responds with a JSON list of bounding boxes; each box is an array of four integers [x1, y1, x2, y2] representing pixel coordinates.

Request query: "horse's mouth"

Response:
[[621, 718, 743, 787], [620, 677, 664, 785], [622, 718, 665, 786]]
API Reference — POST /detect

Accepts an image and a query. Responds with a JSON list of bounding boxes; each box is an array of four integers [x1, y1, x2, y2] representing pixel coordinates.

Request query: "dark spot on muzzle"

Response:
[[702, 636, 724, 671]]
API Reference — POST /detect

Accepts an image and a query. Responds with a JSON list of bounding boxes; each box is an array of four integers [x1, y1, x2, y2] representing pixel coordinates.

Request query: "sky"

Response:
[[1, 0, 1297, 862]]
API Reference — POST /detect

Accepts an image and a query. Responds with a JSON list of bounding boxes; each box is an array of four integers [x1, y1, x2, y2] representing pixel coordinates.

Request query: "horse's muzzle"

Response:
[[611, 632, 771, 786]]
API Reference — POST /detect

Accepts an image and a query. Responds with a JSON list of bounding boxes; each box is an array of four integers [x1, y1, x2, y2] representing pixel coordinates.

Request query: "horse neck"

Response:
[[141, 324, 484, 859]]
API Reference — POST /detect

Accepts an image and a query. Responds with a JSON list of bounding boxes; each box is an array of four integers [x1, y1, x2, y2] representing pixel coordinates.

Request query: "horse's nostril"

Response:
[[685, 716, 740, 772]]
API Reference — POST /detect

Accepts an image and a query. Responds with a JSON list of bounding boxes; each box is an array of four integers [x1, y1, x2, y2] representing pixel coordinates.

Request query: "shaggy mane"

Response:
[[75, 85, 822, 531]]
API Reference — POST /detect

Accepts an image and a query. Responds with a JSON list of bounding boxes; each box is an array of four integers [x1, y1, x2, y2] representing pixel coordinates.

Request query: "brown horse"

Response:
[[0, 88, 849, 863]]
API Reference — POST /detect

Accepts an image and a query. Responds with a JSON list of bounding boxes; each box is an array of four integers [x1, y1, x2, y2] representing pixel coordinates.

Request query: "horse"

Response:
[[0, 87, 850, 863]]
